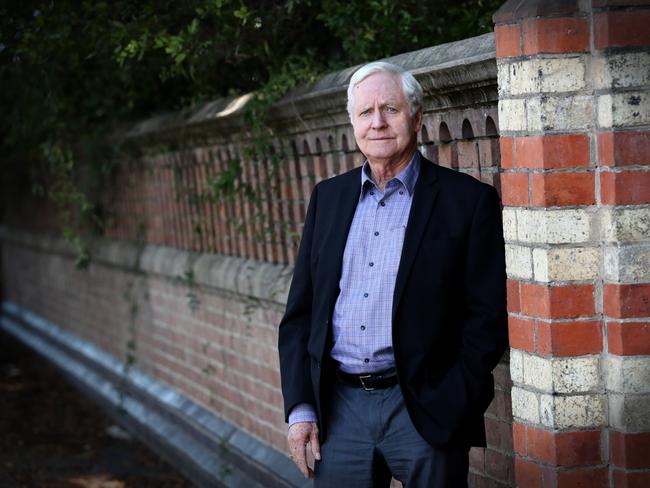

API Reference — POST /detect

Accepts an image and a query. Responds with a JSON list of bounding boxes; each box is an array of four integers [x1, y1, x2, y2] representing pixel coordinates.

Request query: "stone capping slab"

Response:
[[126, 33, 496, 144], [0, 301, 307, 488], [0, 227, 292, 306]]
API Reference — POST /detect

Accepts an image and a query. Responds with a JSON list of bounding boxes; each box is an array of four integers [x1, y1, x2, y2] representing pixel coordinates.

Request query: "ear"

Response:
[[413, 109, 423, 133]]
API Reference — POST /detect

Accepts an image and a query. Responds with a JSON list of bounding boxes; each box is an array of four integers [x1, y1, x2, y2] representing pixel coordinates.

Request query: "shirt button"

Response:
[[360, 325, 366, 330], [369, 262, 374, 267], [363, 293, 369, 298], [364, 358, 370, 363], [380, 201, 386, 207], [374, 231, 379, 236], [370, 191, 374, 196], [399, 191, 404, 195]]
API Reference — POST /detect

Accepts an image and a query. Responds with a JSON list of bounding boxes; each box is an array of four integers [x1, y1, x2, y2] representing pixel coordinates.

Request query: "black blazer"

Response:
[[278, 156, 508, 447]]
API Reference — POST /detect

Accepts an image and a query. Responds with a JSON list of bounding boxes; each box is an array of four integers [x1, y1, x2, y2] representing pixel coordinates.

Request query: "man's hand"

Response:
[[287, 421, 321, 479]]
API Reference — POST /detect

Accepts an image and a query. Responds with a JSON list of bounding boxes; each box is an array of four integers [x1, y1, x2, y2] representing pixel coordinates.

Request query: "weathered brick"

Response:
[[500, 136, 515, 168], [612, 469, 650, 488], [531, 172, 595, 207], [604, 283, 650, 318], [610, 431, 650, 469], [515, 134, 590, 169], [598, 131, 650, 167], [594, 9, 650, 49], [457, 140, 479, 168], [523, 17, 589, 54], [513, 421, 526, 455], [495, 23, 522, 58], [608, 321, 650, 356], [509, 316, 536, 352], [515, 457, 541, 488], [507, 279, 522, 313], [521, 284, 595, 319], [600, 170, 650, 205], [537, 320, 603, 357], [525, 425, 602, 465], [554, 467, 609, 487], [484, 448, 513, 483]]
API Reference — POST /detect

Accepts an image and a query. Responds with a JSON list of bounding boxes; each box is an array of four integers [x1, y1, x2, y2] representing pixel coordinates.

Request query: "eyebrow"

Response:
[[357, 101, 400, 112]]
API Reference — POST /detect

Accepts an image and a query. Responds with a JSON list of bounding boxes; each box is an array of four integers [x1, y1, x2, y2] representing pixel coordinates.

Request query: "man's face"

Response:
[[351, 71, 422, 166]]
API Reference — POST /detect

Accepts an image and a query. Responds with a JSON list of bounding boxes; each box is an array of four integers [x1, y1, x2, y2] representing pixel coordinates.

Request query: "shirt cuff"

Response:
[[288, 403, 318, 427]]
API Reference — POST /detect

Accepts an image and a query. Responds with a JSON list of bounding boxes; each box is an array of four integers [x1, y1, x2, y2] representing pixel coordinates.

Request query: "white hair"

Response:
[[346, 61, 423, 120]]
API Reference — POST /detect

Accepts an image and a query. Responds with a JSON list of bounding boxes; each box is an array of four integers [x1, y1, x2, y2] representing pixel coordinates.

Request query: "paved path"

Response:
[[0, 330, 194, 488]]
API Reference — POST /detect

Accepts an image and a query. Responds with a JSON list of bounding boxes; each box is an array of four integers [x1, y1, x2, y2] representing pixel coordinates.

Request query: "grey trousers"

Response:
[[314, 382, 469, 488]]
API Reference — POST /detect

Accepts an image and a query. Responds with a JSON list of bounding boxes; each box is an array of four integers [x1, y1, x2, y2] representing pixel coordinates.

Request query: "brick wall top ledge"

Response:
[[493, 0, 583, 24], [0, 227, 292, 305], [127, 33, 496, 146]]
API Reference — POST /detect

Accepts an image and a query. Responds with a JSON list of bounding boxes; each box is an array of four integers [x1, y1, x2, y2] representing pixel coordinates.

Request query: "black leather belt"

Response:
[[336, 368, 398, 391]]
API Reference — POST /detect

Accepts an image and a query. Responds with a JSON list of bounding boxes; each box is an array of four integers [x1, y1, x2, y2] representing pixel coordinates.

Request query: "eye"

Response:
[[385, 106, 398, 113]]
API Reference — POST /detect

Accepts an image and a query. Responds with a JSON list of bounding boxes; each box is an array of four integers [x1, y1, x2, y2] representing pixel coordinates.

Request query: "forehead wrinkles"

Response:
[[353, 75, 406, 110]]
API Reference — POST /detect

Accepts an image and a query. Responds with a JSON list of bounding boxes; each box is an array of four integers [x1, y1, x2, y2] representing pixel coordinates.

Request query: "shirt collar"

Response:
[[360, 151, 420, 197]]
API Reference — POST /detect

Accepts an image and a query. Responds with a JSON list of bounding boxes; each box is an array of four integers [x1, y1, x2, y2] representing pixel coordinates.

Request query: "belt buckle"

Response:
[[359, 374, 375, 391]]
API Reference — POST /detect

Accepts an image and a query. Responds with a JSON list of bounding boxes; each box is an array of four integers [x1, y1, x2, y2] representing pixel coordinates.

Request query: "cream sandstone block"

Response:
[[606, 355, 650, 394], [604, 243, 650, 283], [533, 247, 600, 282], [498, 98, 527, 132], [599, 92, 650, 128], [516, 208, 592, 244], [540, 393, 606, 429], [512, 386, 540, 424], [601, 207, 650, 242]]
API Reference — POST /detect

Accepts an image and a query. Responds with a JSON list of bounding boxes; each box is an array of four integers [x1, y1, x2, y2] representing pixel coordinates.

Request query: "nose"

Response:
[[370, 109, 386, 129]]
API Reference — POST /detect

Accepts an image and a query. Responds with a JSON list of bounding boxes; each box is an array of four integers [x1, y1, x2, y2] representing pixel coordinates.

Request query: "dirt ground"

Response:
[[0, 330, 194, 488]]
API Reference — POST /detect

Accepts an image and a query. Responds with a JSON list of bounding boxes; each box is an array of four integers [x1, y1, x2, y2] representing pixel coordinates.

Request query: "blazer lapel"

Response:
[[392, 158, 439, 319], [320, 167, 362, 306]]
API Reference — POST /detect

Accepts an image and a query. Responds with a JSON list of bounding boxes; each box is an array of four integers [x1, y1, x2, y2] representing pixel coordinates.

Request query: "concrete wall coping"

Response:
[[0, 227, 292, 306], [126, 33, 496, 145]]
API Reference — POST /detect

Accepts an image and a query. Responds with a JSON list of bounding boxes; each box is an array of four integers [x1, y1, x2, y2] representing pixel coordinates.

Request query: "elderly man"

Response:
[[278, 61, 507, 487]]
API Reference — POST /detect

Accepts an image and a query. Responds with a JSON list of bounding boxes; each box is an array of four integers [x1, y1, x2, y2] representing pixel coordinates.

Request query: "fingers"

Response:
[[309, 424, 321, 461], [287, 422, 318, 479]]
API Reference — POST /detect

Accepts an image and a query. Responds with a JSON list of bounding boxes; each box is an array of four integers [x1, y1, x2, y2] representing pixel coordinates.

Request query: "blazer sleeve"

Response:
[[460, 184, 509, 384], [278, 184, 319, 422], [426, 184, 508, 440]]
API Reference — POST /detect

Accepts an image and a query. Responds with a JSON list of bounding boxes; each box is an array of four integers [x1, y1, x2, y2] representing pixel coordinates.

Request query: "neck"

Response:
[[367, 150, 416, 191]]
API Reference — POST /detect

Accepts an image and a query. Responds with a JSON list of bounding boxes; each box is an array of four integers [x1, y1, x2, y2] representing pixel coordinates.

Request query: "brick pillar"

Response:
[[495, 0, 650, 486]]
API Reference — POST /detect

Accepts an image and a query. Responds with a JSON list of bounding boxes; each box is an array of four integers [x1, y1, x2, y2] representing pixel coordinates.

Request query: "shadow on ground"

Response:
[[0, 330, 194, 488]]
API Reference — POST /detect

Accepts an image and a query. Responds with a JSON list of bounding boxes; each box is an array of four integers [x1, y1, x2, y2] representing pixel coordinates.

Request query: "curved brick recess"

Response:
[[496, 0, 650, 486]]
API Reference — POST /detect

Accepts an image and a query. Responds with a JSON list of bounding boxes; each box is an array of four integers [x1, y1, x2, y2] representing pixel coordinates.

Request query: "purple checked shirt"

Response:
[[289, 152, 420, 426]]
